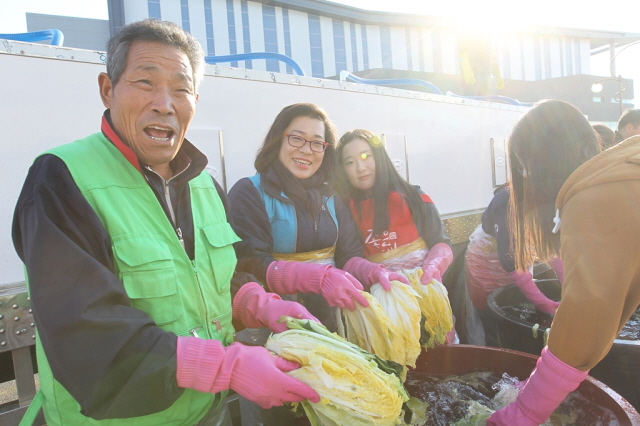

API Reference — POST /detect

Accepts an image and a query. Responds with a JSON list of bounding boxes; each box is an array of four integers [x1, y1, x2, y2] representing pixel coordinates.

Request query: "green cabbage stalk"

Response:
[[266, 317, 410, 426]]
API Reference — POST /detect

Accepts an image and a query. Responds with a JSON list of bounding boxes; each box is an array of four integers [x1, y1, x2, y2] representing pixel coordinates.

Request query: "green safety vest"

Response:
[[30, 133, 240, 426]]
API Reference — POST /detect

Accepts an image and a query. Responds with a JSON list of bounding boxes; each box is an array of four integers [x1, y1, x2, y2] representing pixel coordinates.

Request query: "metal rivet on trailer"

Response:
[[0, 329, 4, 333], [0, 314, 3, 319], [27, 297, 30, 301], [30, 323, 35, 327], [15, 330, 21, 335], [14, 317, 19, 321], [29, 309, 33, 313], [32, 335, 35, 339], [12, 304, 18, 309], [0, 341, 5, 346]]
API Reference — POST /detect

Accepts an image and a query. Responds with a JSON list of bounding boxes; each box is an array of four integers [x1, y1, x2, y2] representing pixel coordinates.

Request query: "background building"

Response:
[[26, 12, 110, 51], [20, 0, 640, 124]]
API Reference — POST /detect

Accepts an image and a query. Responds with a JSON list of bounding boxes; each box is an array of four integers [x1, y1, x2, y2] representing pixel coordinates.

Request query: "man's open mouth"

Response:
[[145, 125, 175, 141]]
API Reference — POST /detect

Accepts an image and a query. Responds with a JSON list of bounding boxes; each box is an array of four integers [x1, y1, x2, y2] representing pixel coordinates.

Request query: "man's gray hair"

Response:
[[106, 19, 205, 90]]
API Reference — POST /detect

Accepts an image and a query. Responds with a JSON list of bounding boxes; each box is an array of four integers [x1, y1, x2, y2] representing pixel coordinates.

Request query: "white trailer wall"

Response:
[[0, 41, 526, 286]]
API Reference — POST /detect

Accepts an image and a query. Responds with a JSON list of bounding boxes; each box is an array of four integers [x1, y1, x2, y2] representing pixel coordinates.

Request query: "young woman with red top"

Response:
[[335, 129, 457, 343], [335, 129, 452, 277]]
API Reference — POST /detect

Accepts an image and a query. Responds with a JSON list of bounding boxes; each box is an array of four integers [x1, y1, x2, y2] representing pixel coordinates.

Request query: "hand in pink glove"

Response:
[[548, 257, 564, 284], [233, 282, 321, 333], [421, 243, 454, 284], [487, 347, 588, 425], [177, 337, 320, 409], [342, 257, 410, 291], [267, 260, 368, 311], [509, 270, 560, 315]]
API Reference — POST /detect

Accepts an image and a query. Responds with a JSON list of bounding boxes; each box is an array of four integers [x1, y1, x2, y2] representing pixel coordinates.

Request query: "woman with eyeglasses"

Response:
[[228, 104, 409, 425], [228, 104, 407, 333], [488, 99, 640, 424]]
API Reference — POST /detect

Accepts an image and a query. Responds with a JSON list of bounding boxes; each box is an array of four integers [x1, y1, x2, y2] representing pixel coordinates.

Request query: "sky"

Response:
[[338, 0, 639, 33], [1, 0, 639, 106]]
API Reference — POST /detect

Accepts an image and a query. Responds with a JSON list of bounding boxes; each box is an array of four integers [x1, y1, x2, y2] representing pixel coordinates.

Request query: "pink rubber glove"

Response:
[[420, 243, 453, 284], [233, 282, 321, 333], [342, 257, 410, 291], [176, 337, 319, 409], [488, 347, 589, 425], [445, 315, 459, 345], [267, 260, 368, 311], [548, 257, 564, 284], [509, 270, 560, 315]]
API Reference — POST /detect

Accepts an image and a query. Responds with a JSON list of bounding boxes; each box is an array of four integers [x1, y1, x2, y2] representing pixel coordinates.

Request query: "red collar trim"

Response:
[[101, 115, 142, 173]]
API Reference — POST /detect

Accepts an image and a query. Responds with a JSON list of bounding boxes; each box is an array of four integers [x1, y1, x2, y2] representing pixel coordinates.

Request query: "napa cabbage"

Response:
[[336, 290, 398, 364], [403, 268, 454, 348], [369, 281, 422, 368], [336, 282, 422, 368], [266, 317, 409, 426]]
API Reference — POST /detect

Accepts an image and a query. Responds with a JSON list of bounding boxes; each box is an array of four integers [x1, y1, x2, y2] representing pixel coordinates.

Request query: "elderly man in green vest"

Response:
[[12, 19, 319, 426]]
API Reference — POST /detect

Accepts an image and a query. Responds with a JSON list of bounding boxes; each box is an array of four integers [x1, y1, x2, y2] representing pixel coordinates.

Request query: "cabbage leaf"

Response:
[[266, 317, 409, 426], [403, 268, 454, 348], [370, 281, 422, 368]]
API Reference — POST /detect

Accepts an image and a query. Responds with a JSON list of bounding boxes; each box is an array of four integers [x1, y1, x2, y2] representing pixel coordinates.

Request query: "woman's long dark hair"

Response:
[[508, 100, 601, 270], [254, 103, 338, 178], [335, 129, 426, 237]]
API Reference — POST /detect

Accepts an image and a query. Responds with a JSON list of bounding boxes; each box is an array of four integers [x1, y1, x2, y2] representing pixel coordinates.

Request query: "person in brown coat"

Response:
[[489, 99, 640, 424]]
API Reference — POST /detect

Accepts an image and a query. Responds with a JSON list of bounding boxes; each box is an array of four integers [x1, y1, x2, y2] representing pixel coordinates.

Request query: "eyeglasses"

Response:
[[285, 134, 329, 153]]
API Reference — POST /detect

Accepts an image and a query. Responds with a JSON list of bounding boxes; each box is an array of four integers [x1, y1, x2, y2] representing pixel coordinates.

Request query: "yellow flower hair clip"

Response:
[[370, 135, 382, 147]]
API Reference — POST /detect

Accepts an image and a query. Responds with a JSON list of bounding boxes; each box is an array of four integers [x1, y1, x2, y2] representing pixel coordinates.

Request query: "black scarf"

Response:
[[271, 161, 327, 217]]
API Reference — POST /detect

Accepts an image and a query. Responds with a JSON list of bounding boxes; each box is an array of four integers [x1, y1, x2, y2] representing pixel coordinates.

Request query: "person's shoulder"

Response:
[[17, 154, 80, 209], [483, 187, 510, 228], [228, 176, 256, 193], [29, 154, 73, 183], [228, 176, 264, 207], [409, 185, 434, 203], [209, 177, 227, 198], [489, 186, 510, 207], [329, 188, 348, 209], [322, 182, 338, 196]]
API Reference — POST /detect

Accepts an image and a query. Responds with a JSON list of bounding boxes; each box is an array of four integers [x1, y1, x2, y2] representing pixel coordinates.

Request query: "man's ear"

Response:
[[98, 72, 113, 109], [624, 123, 635, 134]]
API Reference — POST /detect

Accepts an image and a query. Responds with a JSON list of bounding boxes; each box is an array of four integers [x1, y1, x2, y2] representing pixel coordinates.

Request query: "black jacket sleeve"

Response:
[[211, 176, 255, 299], [415, 187, 452, 248], [12, 155, 183, 420], [481, 187, 515, 273], [228, 178, 275, 287], [212, 177, 233, 225], [333, 194, 365, 269]]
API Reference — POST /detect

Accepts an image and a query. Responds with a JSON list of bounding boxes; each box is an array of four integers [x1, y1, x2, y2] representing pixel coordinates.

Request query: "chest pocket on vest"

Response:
[[201, 223, 241, 295], [113, 237, 180, 326]]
